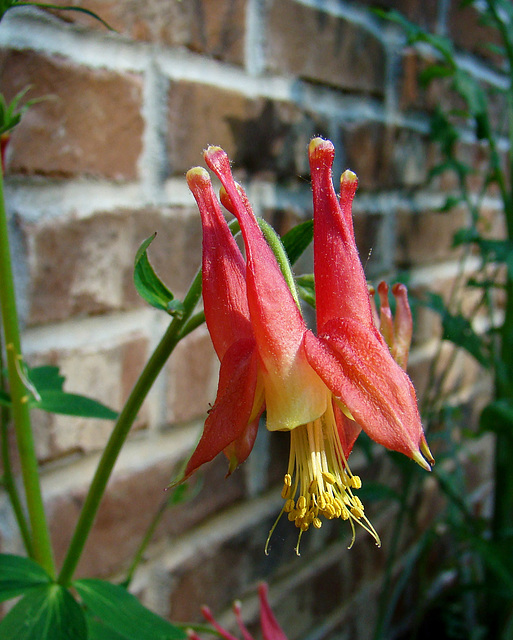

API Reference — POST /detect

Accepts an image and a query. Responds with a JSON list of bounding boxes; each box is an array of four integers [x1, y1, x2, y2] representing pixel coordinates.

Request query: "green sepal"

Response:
[[0, 553, 51, 603], [0, 583, 87, 640], [134, 233, 184, 316], [74, 578, 187, 640]]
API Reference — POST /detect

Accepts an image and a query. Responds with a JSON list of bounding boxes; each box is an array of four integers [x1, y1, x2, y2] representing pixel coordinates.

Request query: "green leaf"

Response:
[[87, 615, 132, 640], [480, 400, 513, 435], [0, 388, 11, 407], [14, 2, 113, 29], [281, 219, 313, 265], [30, 390, 118, 420], [74, 579, 187, 640], [28, 365, 65, 392], [423, 293, 489, 366], [134, 234, 179, 315], [25, 365, 118, 419], [296, 273, 315, 308], [0, 554, 51, 603], [0, 584, 87, 640]]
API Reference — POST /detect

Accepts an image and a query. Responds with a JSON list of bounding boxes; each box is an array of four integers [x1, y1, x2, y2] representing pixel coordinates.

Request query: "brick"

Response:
[[22, 206, 202, 325], [48, 454, 246, 578], [0, 50, 143, 180], [396, 206, 467, 268], [167, 81, 328, 178], [30, 334, 149, 462], [267, 0, 386, 95], [47, 0, 247, 65], [447, 3, 502, 65], [340, 121, 430, 191], [356, 0, 438, 31], [166, 329, 218, 425]]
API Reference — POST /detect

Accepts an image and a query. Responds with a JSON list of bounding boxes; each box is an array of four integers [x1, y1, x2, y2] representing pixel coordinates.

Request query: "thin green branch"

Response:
[[0, 166, 55, 576], [57, 268, 203, 586], [0, 334, 33, 555]]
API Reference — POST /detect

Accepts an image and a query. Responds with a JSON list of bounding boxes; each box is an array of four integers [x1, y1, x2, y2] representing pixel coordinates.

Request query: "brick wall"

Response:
[[0, 1, 499, 638]]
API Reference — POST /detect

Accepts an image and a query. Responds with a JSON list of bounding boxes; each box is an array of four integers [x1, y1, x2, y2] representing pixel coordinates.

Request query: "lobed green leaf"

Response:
[[0, 583, 87, 640], [134, 234, 180, 315], [74, 579, 187, 640], [0, 554, 51, 603]]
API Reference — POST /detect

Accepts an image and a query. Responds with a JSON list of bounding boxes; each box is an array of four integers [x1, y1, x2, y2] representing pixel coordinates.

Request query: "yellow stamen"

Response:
[[266, 402, 381, 554]]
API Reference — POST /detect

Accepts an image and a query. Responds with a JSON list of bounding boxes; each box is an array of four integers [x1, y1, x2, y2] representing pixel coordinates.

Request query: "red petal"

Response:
[[182, 338, 259, 480], [333, 401, 361, 459], [258, 583, 288, 640], [304, 320, 425, 460], [187, 167, 252, 360], [204, 147, 327, 430], [308, 138, 375, 333], [203, 147, 305, 359]]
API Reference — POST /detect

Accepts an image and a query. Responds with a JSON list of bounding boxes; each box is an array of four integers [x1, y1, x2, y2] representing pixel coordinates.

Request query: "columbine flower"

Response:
[[187, 583, 288, 640], [183, 138, 433, 551]]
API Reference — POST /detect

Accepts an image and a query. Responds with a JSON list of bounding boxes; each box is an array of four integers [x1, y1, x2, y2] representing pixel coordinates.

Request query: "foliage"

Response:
[[372, 1, 513, 637]]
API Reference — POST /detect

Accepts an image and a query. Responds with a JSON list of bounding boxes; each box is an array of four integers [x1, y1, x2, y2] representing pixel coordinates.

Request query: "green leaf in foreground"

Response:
[[134, 234, 184, 316], [0, 584, 87, 640], [74, 578, 187, 640], [0, 553, 51, 603], [30, 390, 118, 419]]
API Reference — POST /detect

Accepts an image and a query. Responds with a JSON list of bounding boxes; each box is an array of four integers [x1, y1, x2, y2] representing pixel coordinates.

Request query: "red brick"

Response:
[[22, 207, 202, 325], [267, 0, 385, 95], [29, 335, 149, 462], [340, 121, 430, 190], [47, 0, 247, 65], [166, 329, 218, 425], [359, 0, 438, 31], [48, 454, 245, 578], [0, 50, 143, 180], [167, 81, 328, 177], [447, 3, 502, 64], [396, 206, 467, 268]]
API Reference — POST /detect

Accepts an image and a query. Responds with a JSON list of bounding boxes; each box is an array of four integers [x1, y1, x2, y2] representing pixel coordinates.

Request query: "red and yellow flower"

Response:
[[183, 138, 433, 550]]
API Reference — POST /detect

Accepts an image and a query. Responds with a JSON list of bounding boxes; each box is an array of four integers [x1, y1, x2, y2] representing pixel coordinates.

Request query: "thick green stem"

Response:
[[0, 167, 55, 576], [57, 268, 202, 586]]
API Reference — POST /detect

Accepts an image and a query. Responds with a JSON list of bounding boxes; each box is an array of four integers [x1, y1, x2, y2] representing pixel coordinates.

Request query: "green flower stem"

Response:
[[0, 340, 33, 556], [57, 268, 203, 586], [0, 167, 55, 576]]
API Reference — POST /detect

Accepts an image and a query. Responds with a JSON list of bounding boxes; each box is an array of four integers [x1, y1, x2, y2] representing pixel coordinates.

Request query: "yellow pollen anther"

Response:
[[351, 475, 362, 489], [268, 413, 381, 552], [321, 471, 336, 485]]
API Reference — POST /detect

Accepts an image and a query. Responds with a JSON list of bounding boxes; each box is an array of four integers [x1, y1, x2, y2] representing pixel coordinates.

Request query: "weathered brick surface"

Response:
[[395, 207, 467, 267], [341, 121, 430, 190], [167, 81, 328, 178], [22, 207, 201, 325], [357, 0, 439, 30], [267, 0, 386, 95], [166, 329, 218, 425], [0, 0, 500, 636], [0, 50, 143, 179], [47, 0, 247, 65], [30, 334, 149, 462], [48, 453, 246, 578]]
